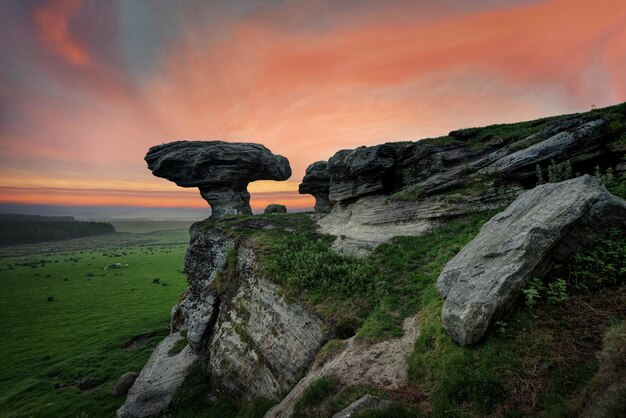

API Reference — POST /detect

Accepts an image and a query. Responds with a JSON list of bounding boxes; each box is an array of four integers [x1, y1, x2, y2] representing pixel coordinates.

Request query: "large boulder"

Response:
[[298, 161, 331, 212], [145, 141, 291, 219], [436, 175, 626, 346], [116, 332, 195, 417]]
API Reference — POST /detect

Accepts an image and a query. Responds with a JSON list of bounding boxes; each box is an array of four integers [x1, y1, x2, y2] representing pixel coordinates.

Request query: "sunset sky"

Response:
[[1, 0, 625, 214]]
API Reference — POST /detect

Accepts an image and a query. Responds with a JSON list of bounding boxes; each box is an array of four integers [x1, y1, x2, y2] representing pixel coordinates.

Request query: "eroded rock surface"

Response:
[[208, 247, 329, 399], [266, 315, 419, 418], [436, 176, 626, 345], [145, 141, 291, 219], [116, 332, 195, 418], [312, 112, 622, 255], [299, 161, 331, 212]]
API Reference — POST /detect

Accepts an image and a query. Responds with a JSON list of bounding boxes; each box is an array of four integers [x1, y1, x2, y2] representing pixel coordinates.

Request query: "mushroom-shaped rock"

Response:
[[298, 161, 331, 213], [145, 141, 291, 219]]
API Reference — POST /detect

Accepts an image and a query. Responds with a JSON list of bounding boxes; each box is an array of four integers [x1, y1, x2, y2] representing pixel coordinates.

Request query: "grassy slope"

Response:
[[185, 204, 624, 417], [0, 226, 189, 417]]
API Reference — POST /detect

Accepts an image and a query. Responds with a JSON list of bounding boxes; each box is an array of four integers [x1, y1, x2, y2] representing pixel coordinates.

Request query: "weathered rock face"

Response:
[[299, 161, 331, 212], [315, 109, 623, 255], [208, 247, 329, 399], [436, 176, 626, 346], [266, 315, 419, 418], [120, 220, 330, 416], [145, 141, 291, 219], [117, 332, 195, 418]]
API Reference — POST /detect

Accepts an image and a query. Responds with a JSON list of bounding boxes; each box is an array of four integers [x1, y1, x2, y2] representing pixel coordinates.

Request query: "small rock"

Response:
[[76, 376, 99, 391], [112, 372, 138, 396], [332, 394, 392, 418], [264, 204, 287, 214]]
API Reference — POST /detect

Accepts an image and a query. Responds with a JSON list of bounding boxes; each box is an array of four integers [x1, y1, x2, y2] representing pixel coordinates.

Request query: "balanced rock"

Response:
[[299, 161, 331, 212], [264, 204, 287, 214], [436, 175, 626, 346], [145, 141, 291, 219]]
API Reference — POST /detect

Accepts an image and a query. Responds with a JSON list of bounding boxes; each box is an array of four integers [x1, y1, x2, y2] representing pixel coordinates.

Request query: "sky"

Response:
[[1, 0, 625, 215]]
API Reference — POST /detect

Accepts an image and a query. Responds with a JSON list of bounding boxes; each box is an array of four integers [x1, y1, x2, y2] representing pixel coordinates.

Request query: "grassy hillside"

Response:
[[0, 226, 190, 417], [171, 207, 624, 417]]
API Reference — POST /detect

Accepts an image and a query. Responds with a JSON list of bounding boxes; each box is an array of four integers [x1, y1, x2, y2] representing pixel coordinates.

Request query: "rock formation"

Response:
[[299, 161, 331, 212], [436, 175, 626, 345], [315, 110, 623, 254], [145, 141, 291, 219], [264, 204, 287, 214], [118, 220, 329, 417], [117, 332, 195, 417]]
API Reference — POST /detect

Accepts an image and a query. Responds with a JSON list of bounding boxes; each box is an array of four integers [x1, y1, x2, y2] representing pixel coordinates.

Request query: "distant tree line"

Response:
[[0, 214, 115, 246], [0, 214, 76, 223]]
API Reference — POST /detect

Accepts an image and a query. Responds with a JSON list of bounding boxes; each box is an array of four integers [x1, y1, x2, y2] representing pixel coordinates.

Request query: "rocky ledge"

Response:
[[299, 104, 625, 254]]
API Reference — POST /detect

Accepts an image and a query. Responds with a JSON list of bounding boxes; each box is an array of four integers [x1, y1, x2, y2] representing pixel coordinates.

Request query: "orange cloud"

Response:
[[31, 0, 90, 67], [2, 0, 625, 213]]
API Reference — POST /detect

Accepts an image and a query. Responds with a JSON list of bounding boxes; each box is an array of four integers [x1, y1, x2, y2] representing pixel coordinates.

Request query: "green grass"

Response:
[[449, 101, 626, 150], [0, 229, 189, 417], [292, 377, 391, 418], [110, 221, 194, 234]]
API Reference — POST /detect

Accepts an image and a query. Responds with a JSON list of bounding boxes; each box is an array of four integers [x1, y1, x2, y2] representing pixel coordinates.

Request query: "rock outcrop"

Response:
[[120, 219, 330, 417], [314, 109, 623, 254], [436, 175, 626, 345], [117, 332, 196, 417], [266, 315, 419, 418], [299, 161, 331, 212], [145, 141, 291, 219]]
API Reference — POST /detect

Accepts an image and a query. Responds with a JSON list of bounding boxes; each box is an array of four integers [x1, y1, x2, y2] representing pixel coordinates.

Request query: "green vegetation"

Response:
[[293, 377, 390, 418], [315, 339, 346, 364], [571, 228, 626, 289], [0, 222, 189, 417], [388, 185, 425, 203], [451, 101, 626, 150], [523, 277, 569, 308], [168, 338, 189, 356], [203, 209, 625, 417], [167, 360, 274, 418], [535, 159, 573, 185]]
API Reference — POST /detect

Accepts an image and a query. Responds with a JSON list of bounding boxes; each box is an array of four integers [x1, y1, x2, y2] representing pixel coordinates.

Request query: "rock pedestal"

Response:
[[145, 141, 291, 219]]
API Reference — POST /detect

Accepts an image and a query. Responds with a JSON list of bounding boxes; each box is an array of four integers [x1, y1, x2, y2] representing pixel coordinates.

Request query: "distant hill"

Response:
[[0, 214, 116, 246], [0, 214, 76, 223]]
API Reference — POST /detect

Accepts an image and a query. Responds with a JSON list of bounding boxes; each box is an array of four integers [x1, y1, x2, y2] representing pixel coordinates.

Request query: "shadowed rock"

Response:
[[145, 141, 291, 219], [298, 161, 331, 212], [264, 203, 287, 214], [436, 175, 626, 346]]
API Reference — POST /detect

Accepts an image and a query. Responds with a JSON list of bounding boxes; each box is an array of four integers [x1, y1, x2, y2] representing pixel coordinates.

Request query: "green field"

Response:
[[0, 223, 191, 417]]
